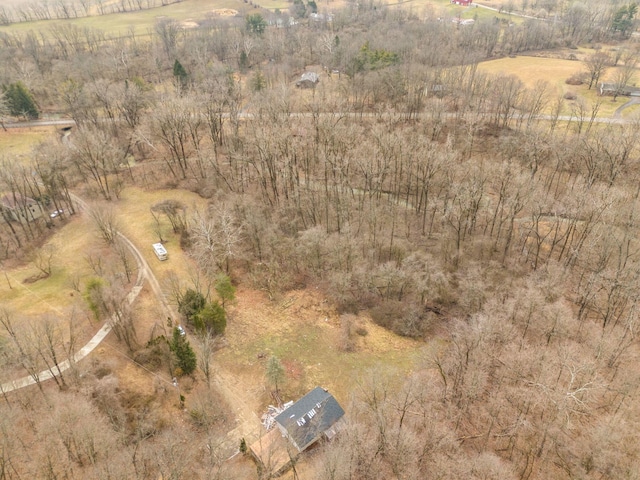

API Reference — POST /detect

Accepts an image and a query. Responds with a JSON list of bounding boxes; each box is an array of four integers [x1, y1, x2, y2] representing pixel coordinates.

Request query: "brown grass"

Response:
[[478, 53, 640, 118], [0, 127, 56, 160]]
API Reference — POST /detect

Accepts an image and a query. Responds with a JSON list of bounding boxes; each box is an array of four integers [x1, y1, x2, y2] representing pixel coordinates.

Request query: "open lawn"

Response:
[[0, 214, 95, 316], [0, 127, 55, 159], [478, 54, 640, 118], [114, 185, 208, 283]]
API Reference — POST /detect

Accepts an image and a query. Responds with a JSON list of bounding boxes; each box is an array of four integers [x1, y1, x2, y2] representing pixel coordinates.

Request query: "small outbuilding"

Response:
[[296, 72, 320, 88]]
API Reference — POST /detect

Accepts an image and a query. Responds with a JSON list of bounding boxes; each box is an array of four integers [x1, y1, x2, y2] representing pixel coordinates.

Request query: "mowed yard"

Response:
[[478, 53, 640, 118]]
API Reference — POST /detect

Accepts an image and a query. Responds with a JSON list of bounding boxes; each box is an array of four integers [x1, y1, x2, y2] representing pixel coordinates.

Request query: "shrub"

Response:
[[565, 72, 586, 85]]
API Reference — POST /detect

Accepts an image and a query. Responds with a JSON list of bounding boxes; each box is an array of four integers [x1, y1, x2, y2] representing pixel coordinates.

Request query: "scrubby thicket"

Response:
[[2, 0, 640, 478]]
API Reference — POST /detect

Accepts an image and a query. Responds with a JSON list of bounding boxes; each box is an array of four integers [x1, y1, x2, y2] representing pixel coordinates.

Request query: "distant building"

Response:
[[0, 193, 44, 223], [296, 72, 320, 88], [451, 0, 472, 5], [599, 82, 640, 97]]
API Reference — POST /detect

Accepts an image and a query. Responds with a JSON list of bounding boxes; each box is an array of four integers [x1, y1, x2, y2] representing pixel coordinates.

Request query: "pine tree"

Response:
[[215, 273, 236, 309], [172, 59, 188, 90], [3, 82, 39, 119], [266, 356, 285, 395], [170, 326, 197, 375]]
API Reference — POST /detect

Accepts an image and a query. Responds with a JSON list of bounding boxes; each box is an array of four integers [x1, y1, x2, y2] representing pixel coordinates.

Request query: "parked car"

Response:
[[50, 209, 64, 218], [177, 325, 186, 336]]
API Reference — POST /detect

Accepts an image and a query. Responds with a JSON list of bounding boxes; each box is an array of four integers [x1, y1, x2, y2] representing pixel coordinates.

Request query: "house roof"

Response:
[[0, 193, 37, 209], [299, 72, 319, 84], [274, 387, 345, 452]]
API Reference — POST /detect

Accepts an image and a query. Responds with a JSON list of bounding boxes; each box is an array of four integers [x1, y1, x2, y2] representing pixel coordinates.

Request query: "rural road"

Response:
[[2, 104, 637, 132]]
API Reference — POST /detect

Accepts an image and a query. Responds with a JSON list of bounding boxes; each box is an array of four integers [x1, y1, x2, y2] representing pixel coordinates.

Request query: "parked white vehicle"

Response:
[[152, 243, 167, 261]]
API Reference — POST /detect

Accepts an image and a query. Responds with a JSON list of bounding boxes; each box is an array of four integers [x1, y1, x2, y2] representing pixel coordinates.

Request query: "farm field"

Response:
[[0, 0, 514, 36], [0, 0, 253, 35]]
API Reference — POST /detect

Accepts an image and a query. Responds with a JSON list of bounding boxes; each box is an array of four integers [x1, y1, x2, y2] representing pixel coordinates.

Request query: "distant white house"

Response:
[[153, 243, 168, 261]]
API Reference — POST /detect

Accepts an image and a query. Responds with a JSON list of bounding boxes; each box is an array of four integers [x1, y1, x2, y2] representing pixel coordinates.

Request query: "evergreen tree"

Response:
[[3, 82, 39, 119], [178, 288, 206, 325], [612, 3, 638, 37], [170, 326, 197, 375], [172, 59, 188, 90], [194, 301, 226, 335], [215, 273, 236, 309], [266, 356, 285, 395], [245, 13, 267, 35]]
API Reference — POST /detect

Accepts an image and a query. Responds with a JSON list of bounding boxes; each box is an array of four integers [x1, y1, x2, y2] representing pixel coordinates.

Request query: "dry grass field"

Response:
[[0, 126, 55, 158], [478, 52, 640, 118], [0, 0, 514, 36], [0, 0, 254, 36]]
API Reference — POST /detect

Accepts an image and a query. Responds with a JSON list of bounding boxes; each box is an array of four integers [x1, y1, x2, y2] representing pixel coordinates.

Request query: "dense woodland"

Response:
[[2, 0, 640, 478]]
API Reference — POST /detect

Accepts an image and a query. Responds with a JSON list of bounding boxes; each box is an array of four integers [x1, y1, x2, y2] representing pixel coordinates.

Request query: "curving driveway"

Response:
[[0, 195, 175, 394]]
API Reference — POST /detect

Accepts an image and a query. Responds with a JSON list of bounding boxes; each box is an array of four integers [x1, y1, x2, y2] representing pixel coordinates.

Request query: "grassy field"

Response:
[[0, 0, 252, 36], [114, 185, 208, 282], [0, 214, 95, 316], [478, 54, 640, 118], [0, 127, 55, 159], [0, 0, 515, 34]]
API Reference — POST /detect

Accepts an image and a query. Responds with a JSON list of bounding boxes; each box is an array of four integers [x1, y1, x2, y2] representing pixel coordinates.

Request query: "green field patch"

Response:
[[0, 0, 250, 36]]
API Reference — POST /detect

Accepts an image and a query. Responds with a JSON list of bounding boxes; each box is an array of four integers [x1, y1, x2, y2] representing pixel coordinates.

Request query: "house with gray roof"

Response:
[[274, 386, 345, 452], [250, 387, 345, 476]]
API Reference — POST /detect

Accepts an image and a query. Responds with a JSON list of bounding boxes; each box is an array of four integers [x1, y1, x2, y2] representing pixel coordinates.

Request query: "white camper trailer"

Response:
[[153, 243, 167, 261]]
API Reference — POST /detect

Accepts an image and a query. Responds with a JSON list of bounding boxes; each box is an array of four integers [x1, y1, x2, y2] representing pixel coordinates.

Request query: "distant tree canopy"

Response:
[[246, 14, 266, 35], [611, 2, 638, 36], [2, 82, 39, 119]]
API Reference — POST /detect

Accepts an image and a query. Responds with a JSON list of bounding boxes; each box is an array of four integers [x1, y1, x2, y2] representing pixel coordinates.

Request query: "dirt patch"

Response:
[[212, 8, 238, 16], [180, 20, 198, 28]]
